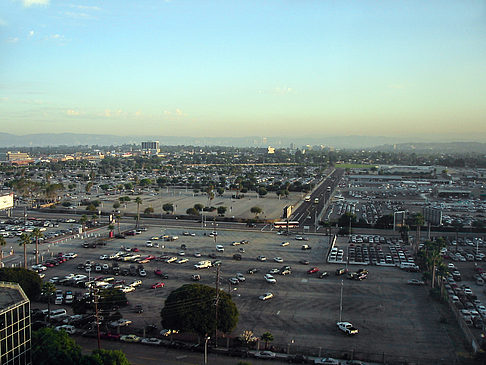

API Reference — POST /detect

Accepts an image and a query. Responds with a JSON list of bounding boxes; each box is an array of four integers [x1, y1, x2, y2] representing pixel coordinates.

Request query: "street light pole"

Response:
[[204, 336, 211, 364]]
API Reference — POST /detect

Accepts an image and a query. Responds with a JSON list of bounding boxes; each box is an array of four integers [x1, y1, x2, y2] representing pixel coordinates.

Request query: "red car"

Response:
[[151, 282, 165, 289], [100, 332, 120, 341], [154, 269, 163, 276], [146, 255, 156, 261], [307, 267, 320, 274], [131, 248, 139, 252]]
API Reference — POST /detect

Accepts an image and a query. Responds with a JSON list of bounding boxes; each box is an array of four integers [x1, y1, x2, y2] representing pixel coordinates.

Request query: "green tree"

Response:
[[217, 206, 227, 216], [18, 233, 30, 269], [42, 282, 56, 323], [194, 203, 204, 212], [80, 215, 88, 231], [108, 224, 115, 236], [0, 268, 42, 300], [0, 236, 6, 266], [83, 349, 130, 365], [186, 207, 199, 215], [98, 288, 128, 310], [32, 328, 83, 365], [163, 203, 174, 214], [135, 197, 142, 228], [413, 213, 425, 253], [216, 187, 225, 196], [257, 187, 267, 197], [139, 178, 152, 187], [113, 202, 120, 210], [250, 206, 262, 218], [30, 227, 44, 265], [161, 284, 239, 338], [261, 331, 274, 349], [144, 207, 155, 214]]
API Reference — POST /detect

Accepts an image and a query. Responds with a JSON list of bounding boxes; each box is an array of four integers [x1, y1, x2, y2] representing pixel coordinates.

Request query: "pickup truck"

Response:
[[336, 321, 358, 335]]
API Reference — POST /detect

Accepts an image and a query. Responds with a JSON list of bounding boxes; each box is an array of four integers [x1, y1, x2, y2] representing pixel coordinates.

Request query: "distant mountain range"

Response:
[[0, 132, 484, 153]]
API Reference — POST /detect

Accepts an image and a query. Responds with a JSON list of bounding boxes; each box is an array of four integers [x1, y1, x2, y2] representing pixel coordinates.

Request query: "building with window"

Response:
[[0, 282, 31, 365], [141, 141, 160, 155]]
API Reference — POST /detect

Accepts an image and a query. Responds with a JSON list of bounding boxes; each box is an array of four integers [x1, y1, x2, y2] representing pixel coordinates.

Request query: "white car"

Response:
[[255, 351, 276, 359], [99, 255, 109, 260], [274, 257, 283, 263], [236, 273, 245, 282], [264, 274, 276, 284], [55, 325, 76, 334], [337, 321, 358, 335], [216, 245, 224, 252], [110, 319, 132, 327], [176, 258, 188, 264], [194, 252, 202, 257], [146, 241, 153, 247], [259, 292, 274, 301], [141, 337, 162, 345]]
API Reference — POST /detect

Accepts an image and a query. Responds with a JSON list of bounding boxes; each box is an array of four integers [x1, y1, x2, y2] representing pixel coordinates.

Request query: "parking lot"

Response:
[[33, 225, 458, 362]]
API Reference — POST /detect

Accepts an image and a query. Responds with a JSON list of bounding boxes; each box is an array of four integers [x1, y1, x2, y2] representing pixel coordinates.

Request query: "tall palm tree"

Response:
[[135, 197, 142, 229], [115, 214, 121, 235], [18, 233, 31, 269], [80, 215, 88, 231], [42, 282, 56, 324], [0, 236, 6, 266], [414, 213, 425, 254], [30, 228, 44, 265]]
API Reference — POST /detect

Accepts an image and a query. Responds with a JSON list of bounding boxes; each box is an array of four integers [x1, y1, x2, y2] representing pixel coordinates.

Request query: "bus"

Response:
[[273, 221, 300, 229]]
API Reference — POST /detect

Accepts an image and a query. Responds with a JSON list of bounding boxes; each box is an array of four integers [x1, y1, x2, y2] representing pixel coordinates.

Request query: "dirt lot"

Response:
[[38, 225, 458, 363], [97, 189, 303, 220]]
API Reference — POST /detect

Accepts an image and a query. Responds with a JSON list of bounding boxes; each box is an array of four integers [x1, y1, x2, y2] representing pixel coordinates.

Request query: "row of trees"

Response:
[[32, 327, 129, 365], [0, 227, 45, 269]]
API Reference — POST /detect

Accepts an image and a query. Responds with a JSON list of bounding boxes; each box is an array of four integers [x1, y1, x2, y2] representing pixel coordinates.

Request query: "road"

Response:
[[291, 169, 345, 230], [75, 336, 292, 365]]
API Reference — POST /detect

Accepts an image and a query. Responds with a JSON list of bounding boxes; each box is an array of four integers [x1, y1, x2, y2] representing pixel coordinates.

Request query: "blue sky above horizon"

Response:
[[1, 0, 485, 140]]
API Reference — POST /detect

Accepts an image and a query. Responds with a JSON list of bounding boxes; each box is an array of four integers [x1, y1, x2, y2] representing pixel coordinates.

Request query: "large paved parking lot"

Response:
[[38, 225, 458, 363]]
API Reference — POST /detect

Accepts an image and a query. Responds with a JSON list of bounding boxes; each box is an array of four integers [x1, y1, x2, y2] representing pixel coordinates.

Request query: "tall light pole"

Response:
[[204, 336, 211, 364]]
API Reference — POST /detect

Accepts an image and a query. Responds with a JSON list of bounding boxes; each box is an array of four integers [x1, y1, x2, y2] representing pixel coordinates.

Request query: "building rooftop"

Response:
[[0, 282, 29, 311]]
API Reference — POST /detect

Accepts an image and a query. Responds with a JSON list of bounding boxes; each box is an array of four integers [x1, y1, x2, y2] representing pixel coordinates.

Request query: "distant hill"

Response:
[[370, 142, 486, 154], [0, 132, 484, 152], [0, 133, 409, 148]]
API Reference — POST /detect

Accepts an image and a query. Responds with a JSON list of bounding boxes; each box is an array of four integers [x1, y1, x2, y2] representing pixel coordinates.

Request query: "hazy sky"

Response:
[[1, 0, 485, 140]]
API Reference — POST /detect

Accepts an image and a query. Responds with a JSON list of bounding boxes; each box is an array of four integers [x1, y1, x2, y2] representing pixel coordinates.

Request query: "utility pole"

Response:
[[214, 265, 220, 347], [94, 288, 101, 350]]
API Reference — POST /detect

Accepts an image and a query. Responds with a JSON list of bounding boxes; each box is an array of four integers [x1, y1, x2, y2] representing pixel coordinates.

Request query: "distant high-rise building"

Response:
[[141, 141, 160, 155], [0, 282, 31, 365], [267, 146, 275, 154], [289, 142, 295, 150]]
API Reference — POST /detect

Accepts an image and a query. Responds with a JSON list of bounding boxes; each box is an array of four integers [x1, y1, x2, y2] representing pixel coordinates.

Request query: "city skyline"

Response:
[[1, 1, 485, 140]]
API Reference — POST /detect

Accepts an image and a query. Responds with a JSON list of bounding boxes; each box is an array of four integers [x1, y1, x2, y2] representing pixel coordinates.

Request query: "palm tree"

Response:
[[18, 233, 31, 269], [0, 236, 6, 266], [30, 228, 44, 265], [80, 215, 88, 231], [108, 224, 115, 237], [414, 213, 425, 254], [135, 197, 142, 229], [42, 282, 56, 324], [261, 332, 274, 350], [115, 214, 121, 235]]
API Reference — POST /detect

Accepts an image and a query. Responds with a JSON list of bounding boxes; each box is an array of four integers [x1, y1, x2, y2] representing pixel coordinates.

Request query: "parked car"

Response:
[[120, 334, 140, 343]]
